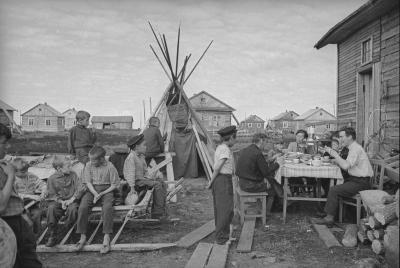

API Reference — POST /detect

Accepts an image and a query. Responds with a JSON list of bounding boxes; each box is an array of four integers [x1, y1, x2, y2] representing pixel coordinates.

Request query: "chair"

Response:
[[338, 159, 385, 225]]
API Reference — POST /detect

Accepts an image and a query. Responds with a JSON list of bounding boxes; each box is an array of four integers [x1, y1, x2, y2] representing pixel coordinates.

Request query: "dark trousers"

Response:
[[324, 176, 370, 216], [77, 185, 114, 234], [2, 215, 42, 268], [75, 147, 91, 164], [46, 201, 78, 230], [212, 174, 233, 244], [24, 201, 41, 235], [136, 179, 167, 217], [239, 178, 276, 196]]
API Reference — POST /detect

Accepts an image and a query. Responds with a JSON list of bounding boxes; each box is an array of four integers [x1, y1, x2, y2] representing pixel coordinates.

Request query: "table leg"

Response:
[[316, 178, 321, 198], [330, 178, 334, 187], [283, 177, 288, 224]]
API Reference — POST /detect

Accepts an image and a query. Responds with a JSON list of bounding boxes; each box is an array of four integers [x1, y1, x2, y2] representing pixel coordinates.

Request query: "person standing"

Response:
[[0, 123, 42, 268], [207, 126, 237, 245], [143, 117, 165, 167], [313, 127, 373, 226]]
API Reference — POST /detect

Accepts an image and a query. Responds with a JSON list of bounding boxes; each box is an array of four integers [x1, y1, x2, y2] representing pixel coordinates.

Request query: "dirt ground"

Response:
[[38, 178, 383, 268]]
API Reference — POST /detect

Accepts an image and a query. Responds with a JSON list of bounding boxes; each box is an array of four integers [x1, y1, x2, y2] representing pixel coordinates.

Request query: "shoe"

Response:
[[311, 217, 334, 227], [45, 236, 57, 247], [75, 240, 86, 251], [100, 244, 111, 254]]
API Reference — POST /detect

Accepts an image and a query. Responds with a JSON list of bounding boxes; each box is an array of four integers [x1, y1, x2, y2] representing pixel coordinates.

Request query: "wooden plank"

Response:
[[312, 223, 342, 248], [236, 218, 256, 253], [36, 243, 176, 253], [195, 142, 211, 181], [87, 220, 102, 245], [201, 140, 214, 167], [59, 223, 76, 245], [205, 243, 229, 268], [37, 227, 48, 245], [167, 185, 183, 202], [177, 220, 215, 248], [184, 243, 213, 268], [193, 124, 213, 180]]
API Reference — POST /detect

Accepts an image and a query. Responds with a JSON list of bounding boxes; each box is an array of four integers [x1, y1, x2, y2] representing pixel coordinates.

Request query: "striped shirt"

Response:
[[123, 151, 148, 188], [14, 172, 47, 195], [83, 161, 120, 187]]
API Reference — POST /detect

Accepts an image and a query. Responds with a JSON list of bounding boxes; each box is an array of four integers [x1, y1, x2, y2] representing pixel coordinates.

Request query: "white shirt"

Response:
[[214, 143, 234, 175], [346, 141, 373, 178]]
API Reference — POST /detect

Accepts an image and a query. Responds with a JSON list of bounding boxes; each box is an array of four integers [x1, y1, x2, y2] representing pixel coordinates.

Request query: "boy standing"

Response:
[[143, 117, 165, 166], [76, 146, 120, 254], [0, 123, 42, 268], [68, 110, 97, 164], [45, 157, 85, 247]]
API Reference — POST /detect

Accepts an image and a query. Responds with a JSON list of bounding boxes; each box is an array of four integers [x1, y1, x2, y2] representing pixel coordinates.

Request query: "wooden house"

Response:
[[315, 0, 399, 155], [239, 115, 266, 133], [268, 110, 299, 133], [189, 91, 238, 133], [294, 107, 337, 135], [62, 108, 77, 130], [0, 99, 17, 128], [91, 116, 133, 129], [21, 103, 64, 132]]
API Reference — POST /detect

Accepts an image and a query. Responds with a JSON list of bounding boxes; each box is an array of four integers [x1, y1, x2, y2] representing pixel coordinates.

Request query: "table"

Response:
[[279, 162, 343, 223]]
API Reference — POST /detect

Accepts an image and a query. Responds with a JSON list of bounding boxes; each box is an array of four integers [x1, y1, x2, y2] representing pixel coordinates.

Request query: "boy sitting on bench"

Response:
[[45, 157, 85, 247], [13, 158, 47, 235], [76, 146, 120, 254]]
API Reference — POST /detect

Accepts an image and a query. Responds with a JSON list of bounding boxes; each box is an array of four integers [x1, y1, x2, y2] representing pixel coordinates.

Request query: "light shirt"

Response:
[[123, 151, 148, 188], [83, 161, 120, 187], [14, 172, 47, 195], [0, 167, 24, 217], [345, 141, 373, 178], [214, 143, 233, 175]]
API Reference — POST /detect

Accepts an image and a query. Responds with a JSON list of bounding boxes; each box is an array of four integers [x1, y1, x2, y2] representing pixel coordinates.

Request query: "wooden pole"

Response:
[[143, 100, 146, 124], [175, 24, 180, 77], [184, 40, 213, 84], [149, 97, 152, 115], [149, 45, 172, 82]]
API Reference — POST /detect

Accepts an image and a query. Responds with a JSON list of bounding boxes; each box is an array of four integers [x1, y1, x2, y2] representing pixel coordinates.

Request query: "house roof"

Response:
[[0, 99, 17, 111], [92, 116, 133, 123], [189, 90, 236, 112], [241, 115, 265, 123], [315, 0, 398, 49], [295, 107, 336, 121], [270, 111, 299, 121], [62, 108, 77, 114], [21, 103, 63, 117]]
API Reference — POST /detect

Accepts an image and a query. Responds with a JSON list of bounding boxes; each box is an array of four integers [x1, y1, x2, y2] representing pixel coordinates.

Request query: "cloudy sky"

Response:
[[0, 0, 365, 128]]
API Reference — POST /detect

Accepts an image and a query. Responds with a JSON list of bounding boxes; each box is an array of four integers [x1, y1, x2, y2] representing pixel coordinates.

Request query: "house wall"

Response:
[[92, 122, 132, 129], [21, 116, 64, 132], [239, 121, 265, 133], [0, 110, 13, 126], [195, 111, 231, 132], [271, 119, 297, 133], [190, 92, 228, 109], [63, 110, 77, 129]]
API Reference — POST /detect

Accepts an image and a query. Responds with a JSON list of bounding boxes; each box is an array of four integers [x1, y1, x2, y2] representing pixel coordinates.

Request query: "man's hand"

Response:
[[64, 197, 75, 207], [1, 162, 15, 177], [39, 191, 47, 201], [93, 192, 102, 204], [276, 156, 284, 166]]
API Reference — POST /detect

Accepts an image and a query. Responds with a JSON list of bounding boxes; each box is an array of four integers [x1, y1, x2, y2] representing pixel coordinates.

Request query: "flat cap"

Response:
[[127, 134, 144, 147], [217, 125, 237, 137]]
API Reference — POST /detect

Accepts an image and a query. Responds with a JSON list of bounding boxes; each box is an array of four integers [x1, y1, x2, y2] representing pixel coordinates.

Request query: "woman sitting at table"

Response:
[[287, 130, 310, 154]]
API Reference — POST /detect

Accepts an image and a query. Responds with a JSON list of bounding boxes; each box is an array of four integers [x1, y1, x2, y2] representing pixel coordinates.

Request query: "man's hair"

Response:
[[0, 123, 12, 140], [221, 132, 237, 142], [89, 146, 106, 159], [295, 129, 308, 139], [76, 110, 91, 121], [12, 158, 29, 172], [340, 126, 356, 140], [252, 133, 267, 144], [52, 156, 69, 170], [129, 138, 145, 150], [149, 116, 160, 126]]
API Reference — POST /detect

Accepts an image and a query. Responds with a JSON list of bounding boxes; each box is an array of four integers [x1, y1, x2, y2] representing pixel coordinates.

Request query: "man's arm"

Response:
[[0, 164, 16, 213], [67, 128, 76, 154], [325, 147, 351, 170], [123, 156, 136, 188], [157, 129, 165, 152], [99, 167, 120, 196]]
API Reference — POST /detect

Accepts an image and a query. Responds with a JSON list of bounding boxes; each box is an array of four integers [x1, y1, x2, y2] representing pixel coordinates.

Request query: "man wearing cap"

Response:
[[208, 125, 237, 245], [236, 133, 284, 198], [123, 134, 167, 219]]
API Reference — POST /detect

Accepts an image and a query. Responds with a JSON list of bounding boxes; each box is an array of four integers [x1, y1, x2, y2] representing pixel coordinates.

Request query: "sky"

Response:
[[0, 0, 366, 128]]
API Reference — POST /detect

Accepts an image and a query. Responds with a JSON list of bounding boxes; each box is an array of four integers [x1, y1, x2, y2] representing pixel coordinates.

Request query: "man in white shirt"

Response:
[[313, 127, 372, 226]]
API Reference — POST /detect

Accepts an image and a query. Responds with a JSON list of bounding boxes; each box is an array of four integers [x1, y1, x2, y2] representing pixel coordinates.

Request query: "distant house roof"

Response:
[[92, 116, 133, 123], [295, 107, 336, 121], [62, 108, 77, 114], [270, 111, 299, 121], [241, 115, 265, 123], [315, 0, 398, 49], [21, 103, 63, 117], [189, 91, 235, 112], [0, 99, 17, 111]]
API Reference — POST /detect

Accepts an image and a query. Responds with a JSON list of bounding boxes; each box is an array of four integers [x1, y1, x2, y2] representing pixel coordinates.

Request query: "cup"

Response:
[[293, 158, 300, 164], [312, 159, 322, 167]]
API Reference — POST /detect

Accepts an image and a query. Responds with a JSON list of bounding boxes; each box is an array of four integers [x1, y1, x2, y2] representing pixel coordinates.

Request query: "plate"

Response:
[[322, 163, 331, 166]]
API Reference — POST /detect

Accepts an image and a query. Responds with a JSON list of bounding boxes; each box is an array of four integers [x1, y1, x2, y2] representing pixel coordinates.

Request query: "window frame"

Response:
[[282, 121, 289, 128], [361, 37, 372, 65], [45, 119, 51, 126], [28, 118, 34, 126]]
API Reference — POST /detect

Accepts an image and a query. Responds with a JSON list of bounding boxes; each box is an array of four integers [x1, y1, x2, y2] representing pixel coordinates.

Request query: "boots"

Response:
[[45, 226, 57, 247]]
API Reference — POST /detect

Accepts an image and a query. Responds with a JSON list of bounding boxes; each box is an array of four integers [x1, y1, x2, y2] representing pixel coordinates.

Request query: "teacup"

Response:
[[293, 159, 300, 164], [323, 156, 330, 161], [312, 159, 322, 167]]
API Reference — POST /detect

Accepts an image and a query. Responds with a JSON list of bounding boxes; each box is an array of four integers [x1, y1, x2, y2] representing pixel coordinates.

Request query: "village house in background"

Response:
[[239, 115, 265, 133], [0, 99, 17, 128], [91, 116, 133, 129], [21, 102, 64, 132], [315, 0, 399, 155], [62, 108, 77, 129], [189, 90, 238, 133], [268, 110, 299, 133], [294, 107, 337, 135]]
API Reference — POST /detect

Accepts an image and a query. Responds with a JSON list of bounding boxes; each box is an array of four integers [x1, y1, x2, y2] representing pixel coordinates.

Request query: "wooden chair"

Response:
[[338, 159, 385, 225]]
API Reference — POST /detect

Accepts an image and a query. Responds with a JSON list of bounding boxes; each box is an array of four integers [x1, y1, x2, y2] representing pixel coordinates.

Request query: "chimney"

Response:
[[44, 102, 47, 105]]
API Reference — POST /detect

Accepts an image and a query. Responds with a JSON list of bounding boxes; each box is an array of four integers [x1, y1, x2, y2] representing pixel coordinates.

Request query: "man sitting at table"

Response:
[[313, 127, 372, 226], [236, 133, 283, 198]]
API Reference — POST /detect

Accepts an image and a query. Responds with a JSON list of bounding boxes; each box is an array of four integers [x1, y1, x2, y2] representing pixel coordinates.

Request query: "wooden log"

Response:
[[374, 202, 398, 225], [383, 226, 399, 268], [357, 231, 369, 245], [236, 218, 256, 253], [371, 239, 385, 255], [184, 243, 213, 268], [359, 222, 370, 234], [368, 216, 382, 229], [312, 223, 342, 248], [36, 243, 176, 253], [205, 243, 229, 268], [366, 230, 375, 242], [373, 229, 385, 240], [342, 224, 358, 247], [176, 220, 215, 248]]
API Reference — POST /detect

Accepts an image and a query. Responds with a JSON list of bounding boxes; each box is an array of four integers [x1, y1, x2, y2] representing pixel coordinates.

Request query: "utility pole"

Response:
[[143, 100, 146, 124], [149, 97, 152, 115]]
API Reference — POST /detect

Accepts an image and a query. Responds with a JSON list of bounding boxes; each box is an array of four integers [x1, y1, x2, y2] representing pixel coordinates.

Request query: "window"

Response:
[[200, 97, 206, 105], [361, 38, 372, 64], [282, 121, 289, 128], [257, 123, 261, 128], [28, 118, 34, 126], [320, 112, 323, 116], [46, 119, 51, 126], [212, 115, 217, 121], [326, 124, 330, 129], [248, 123, 252, 128]]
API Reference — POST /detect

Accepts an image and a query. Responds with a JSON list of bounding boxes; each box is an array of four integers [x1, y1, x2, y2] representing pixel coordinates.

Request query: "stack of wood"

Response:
[[356, 192, 399, 257]]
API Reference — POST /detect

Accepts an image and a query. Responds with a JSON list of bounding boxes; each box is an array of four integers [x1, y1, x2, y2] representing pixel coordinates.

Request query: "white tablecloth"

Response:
[[275, 163, 343, 183]]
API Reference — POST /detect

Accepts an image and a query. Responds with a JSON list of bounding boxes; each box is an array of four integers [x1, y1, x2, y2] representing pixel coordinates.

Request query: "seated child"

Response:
[[12, 158, 47, 234], [45, 157, 85, 247], [123, 134, 167, 219], [76, 146, 120, 254]]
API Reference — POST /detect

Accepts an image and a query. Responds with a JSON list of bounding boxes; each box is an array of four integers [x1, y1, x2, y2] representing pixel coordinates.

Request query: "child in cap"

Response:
[[68, 110, 97, 164]]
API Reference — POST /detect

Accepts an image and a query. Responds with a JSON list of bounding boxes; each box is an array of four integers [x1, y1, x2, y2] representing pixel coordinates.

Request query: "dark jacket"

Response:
[[143, 126, 164, 155], [236, 144, 279, 183], [68, 125, 97, 154]]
